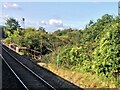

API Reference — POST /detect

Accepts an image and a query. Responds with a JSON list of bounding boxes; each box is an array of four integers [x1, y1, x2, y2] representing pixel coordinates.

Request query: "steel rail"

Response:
[[0, 54, 28, 90], [2, 47, 56, 90]]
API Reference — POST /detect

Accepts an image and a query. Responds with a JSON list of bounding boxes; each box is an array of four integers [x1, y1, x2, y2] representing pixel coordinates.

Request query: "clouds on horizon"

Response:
[[3, 2, 22, 10], [49, 19, 63, 27], [40, 18, 64, 28], [0, 14, 79, 31], [39, 18, 65, 31], [41, 20, 47, 25]]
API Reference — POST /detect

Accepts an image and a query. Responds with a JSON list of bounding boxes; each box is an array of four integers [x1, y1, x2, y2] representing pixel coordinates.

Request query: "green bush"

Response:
[[92, 22, 120, 78]]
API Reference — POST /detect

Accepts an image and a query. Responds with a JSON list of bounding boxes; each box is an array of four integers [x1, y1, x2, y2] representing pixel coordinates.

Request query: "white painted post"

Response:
[[16, 47, 20, 53]]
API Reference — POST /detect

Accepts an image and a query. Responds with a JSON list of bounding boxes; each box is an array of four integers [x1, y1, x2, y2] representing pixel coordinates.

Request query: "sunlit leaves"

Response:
[[93, 20, 120, 77]]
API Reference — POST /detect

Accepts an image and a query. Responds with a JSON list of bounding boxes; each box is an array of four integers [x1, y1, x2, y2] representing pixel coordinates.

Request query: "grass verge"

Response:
[[41, 63, 117, 88]]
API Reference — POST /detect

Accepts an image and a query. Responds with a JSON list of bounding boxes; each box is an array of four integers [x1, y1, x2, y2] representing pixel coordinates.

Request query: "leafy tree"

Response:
[[88, 20, 94, 26], [37, 26, 47, 33], [5, 18, 20, 34], [92, 22, 120, 77]]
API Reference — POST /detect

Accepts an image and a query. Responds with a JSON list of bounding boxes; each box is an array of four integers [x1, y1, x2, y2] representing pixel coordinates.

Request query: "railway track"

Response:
[[1, 54, 26, 90], [2, 46, 56, 90], [2, 43, 82, 90]]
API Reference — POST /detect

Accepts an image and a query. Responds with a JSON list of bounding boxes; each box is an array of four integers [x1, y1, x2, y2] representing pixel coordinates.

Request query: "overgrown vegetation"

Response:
[[3, 14, 120, 88]]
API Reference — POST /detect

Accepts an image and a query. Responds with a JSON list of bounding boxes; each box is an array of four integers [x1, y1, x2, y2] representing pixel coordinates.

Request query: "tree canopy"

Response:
[[5, 18, 20, 34]]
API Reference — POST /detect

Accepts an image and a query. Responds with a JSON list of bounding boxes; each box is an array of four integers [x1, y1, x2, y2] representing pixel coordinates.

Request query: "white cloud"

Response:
[[57, 27, 65, 30], [49, 19, 63, 27], [3, 2, 21, 10], [39, 19, 64, 30], [41, 20, 47, 25]]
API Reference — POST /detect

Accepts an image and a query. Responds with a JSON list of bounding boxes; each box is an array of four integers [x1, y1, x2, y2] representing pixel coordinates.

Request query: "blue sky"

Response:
[[0, 2, 118, 32]]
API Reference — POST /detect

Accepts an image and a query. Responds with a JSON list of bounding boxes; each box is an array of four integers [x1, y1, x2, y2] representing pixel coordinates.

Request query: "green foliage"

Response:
[[59, 46, 92, 72], [93, 22, 120, 77], [4, 28, 11, 38], [4, 14, 120, 87], [5, 18, 20, 34]]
